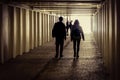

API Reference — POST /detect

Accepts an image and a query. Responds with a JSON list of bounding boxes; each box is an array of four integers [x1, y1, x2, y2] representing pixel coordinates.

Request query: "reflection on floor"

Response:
[[0, 33, 108, 80]]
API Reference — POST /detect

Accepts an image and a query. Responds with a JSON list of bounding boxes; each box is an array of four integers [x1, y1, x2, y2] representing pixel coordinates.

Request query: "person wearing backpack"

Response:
[[70, 19, 85, 58]]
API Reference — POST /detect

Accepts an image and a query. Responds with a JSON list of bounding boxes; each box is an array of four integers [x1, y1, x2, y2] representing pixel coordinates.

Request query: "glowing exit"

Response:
[[70, 15, 92, 34]]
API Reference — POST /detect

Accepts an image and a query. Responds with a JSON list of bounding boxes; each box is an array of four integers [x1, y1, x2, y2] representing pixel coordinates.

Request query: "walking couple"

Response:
[[52, 16, 85, 59]]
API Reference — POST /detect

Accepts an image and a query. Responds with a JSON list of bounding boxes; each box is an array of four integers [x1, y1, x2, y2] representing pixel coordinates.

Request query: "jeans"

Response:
[[73, 38, 81, 57], [55, 38, 64, 57]]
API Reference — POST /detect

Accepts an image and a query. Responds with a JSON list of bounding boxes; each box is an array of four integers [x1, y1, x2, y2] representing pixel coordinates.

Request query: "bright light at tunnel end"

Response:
[[71, 15, 92, 34]]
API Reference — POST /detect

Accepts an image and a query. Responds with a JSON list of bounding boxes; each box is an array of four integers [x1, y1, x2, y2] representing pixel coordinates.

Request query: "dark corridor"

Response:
[[1, 0, 120, 80]]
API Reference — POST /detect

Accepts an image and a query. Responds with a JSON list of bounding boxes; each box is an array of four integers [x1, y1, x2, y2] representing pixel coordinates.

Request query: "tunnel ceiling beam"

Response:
[[2, 0, 103, 4], [1, 0, 103, 15]]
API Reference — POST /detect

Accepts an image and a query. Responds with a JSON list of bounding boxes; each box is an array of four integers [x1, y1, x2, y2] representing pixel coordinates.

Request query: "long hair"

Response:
[[74, 19, 79, 26], [72, 19, 80, 30]]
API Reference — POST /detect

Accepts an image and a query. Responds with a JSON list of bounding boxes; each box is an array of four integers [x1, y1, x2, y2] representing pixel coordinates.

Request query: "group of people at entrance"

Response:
[[52, 16, 85, 58]]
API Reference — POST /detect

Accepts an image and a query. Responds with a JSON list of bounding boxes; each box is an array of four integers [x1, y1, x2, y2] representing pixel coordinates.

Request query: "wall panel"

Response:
[[25, 9, 30, 52], [115, 0, 120, 79], [0, 4, 2, 63], [1, 5, 9, 62], [49, 15, 52, 40], [34, 11, 37, 47], [29, 10, 32, 49], [20, 8, 23, 55], [35, 11, 38, 47], [41, 13, 44, 44], [32, 11, 34, 49], [39, 12, 42, 46], [8, 6, 14, 59], [37, 12, 39, 46], [16, 7, 20, 55], [48, 14, 49, 42], [46, 14, 48, 42], [40, 13, 43, 45], [22, 9, 26, 53], [13, 7, 17, 58], [43, 14, 47, 43]]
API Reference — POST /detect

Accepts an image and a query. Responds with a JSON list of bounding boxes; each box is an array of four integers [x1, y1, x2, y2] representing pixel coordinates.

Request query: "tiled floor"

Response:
[[0, 33, 108, 80]]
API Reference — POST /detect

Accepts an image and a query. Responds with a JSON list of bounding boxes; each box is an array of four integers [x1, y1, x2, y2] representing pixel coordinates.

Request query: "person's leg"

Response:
[[60, 39, 64, 57], [66, 28, 69, 35], [77, 39, 80, 57], [55, 39, 59, 58], [73, 39, 76, 57]]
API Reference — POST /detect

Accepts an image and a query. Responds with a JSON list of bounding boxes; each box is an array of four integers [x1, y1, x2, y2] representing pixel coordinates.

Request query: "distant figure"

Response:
[[52, 16, 66, 58], [69, 20, 73, 30], [71, 19, 85, 58], [66, 20, 69, 35]]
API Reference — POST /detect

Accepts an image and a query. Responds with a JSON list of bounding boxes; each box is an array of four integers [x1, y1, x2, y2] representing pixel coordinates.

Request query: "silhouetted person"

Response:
[[71, 19, 85, 58], [66, 20, 69, 35], [52, 16, 66, 58], [69, 20, 73, 30]]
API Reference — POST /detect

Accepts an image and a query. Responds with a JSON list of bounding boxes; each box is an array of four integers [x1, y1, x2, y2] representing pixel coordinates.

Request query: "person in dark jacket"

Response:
[[52, 16, 66, 58], [66, 20, 69, 35], [71, 19, 85, 58], [69, 20, 73, 30]]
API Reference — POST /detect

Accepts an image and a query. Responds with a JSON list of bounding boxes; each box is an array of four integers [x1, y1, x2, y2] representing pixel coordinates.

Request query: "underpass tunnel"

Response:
[[0, 0, 120, 80]]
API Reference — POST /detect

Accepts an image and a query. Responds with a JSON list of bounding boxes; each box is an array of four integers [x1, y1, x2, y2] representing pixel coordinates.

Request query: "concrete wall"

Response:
[[0, 4, 57, 63], [115, 0, 120, 79], [92, 0, 120, 80], [0, 4, 3, 63]]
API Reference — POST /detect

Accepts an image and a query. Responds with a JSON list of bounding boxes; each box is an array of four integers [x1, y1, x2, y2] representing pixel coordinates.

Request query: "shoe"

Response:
[[77, 55, 79, 58], [55, 55, 58, 58], [74, 53, 76, 57], [60, 55, 63, 58], [74, 55, 76, 57]]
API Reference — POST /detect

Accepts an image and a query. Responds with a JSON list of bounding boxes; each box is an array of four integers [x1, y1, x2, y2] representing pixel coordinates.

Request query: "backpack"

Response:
[[72, 28, 80, 36]]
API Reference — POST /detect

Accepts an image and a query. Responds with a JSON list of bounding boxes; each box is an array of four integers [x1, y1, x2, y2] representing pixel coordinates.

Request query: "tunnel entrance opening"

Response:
[[71, 15, 92, 34]]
